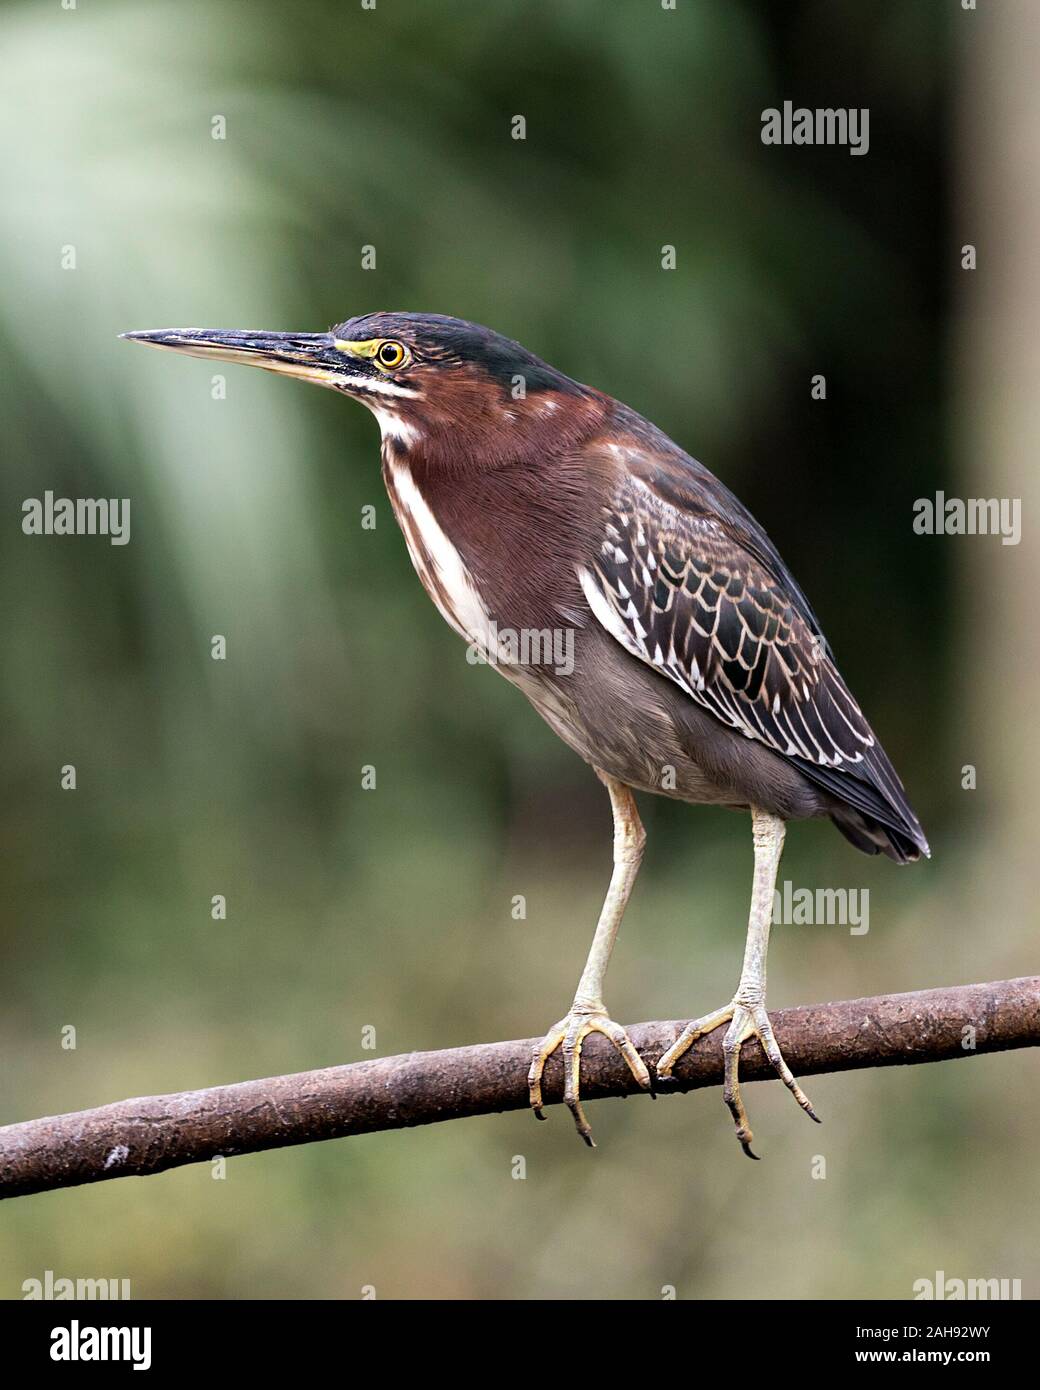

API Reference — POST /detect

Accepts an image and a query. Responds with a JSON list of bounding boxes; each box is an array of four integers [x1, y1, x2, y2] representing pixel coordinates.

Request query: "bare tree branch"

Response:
[[2, 976, 1037, 1200]]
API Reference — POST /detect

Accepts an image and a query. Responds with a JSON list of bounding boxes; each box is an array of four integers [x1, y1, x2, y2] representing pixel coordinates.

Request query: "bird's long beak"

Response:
[[119, 328, 373, 391]]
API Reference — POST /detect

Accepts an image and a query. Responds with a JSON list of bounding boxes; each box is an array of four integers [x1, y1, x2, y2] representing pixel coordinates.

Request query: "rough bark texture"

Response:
[[2, 976, 1037, 1200]]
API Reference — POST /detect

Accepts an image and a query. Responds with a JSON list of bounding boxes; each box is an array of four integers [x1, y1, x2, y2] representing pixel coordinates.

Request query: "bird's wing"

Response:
[[580, 472, 871, 766], [578, 464, 927, 854]]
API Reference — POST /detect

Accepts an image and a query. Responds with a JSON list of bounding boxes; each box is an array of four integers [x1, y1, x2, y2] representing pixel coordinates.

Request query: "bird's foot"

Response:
[[656, 997, 820, 1158], [527, 1002, 652, 1147]]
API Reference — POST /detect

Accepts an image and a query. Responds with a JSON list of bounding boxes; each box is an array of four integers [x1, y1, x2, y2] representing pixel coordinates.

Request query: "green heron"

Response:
[[123, 313, 929, 1157]]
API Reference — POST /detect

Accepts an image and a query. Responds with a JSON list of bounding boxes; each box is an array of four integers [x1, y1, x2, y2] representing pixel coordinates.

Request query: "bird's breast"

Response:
[[382, 455, 497, 655]]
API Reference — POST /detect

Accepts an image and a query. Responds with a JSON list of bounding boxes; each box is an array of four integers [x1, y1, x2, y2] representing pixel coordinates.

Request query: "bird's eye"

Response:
[[375, 340, 407, 370]]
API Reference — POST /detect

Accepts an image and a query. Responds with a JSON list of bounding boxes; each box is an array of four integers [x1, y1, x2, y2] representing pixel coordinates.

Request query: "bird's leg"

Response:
[[528, 771, 652, 1145], [657, 807, 820, 1158]]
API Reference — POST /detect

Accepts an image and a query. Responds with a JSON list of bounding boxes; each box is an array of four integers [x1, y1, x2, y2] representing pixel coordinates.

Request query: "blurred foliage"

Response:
[[1, 0, 1034, 1301]]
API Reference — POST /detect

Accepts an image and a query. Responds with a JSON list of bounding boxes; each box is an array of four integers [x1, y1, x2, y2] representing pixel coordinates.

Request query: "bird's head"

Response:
[[122, 312, 602, 463]]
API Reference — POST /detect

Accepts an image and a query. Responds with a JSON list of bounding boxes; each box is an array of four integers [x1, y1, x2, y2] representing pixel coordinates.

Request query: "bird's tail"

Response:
[[829, 808, 927, 864], [793, 738, 930, 865]]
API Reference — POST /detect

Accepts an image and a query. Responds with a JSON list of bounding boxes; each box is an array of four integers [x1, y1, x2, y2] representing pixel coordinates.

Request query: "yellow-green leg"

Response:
[[528, 771, 652, 1146], [657, 806, 820, 1158]]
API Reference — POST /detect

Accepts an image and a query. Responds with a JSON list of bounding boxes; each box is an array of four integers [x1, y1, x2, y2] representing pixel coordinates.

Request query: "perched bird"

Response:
[[123, 313, 929, 1156]]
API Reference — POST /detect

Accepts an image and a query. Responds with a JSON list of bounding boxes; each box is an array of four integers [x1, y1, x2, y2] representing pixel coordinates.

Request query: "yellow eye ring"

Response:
[[375, 340, 407, 371]]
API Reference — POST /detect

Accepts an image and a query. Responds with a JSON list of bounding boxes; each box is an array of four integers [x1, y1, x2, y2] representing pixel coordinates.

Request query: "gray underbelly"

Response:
[[523, 672, 728, 803], [493, 627, 830, 819]]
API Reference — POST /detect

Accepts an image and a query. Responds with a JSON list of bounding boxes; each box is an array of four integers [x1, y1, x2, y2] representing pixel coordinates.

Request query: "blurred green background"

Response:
[[2, 0, 1037, 1299]]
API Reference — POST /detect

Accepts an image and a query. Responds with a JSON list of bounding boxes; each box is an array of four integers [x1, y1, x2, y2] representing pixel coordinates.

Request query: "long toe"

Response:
[[562, 1019, 596, 1146], [747, 1004, 821, 1124], [656, 1004, 736, 1078], [528, 1007, 651, 1146], [721, 1008, 760, 1158], [528, 1027, 567, 1119], [657, 997, 819, 1157]]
